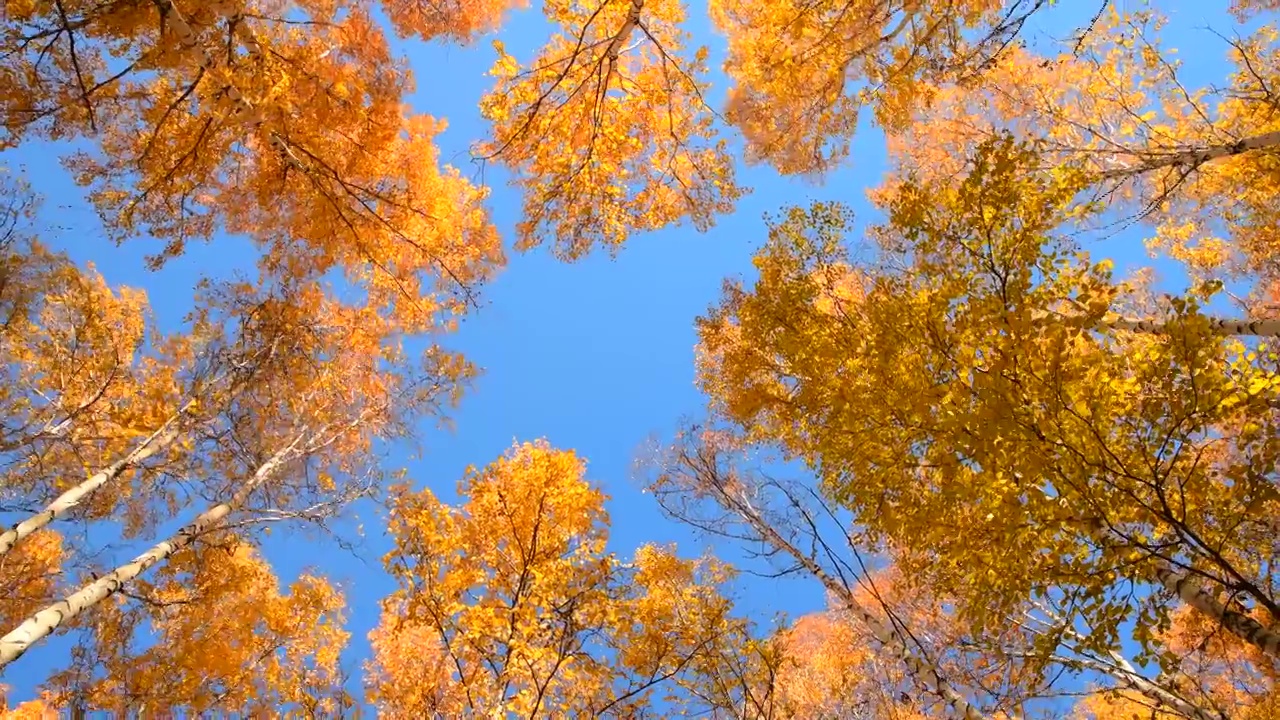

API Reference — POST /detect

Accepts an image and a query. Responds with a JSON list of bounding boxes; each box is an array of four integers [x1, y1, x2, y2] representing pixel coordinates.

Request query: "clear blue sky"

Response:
[[0, 0, 1252, 711]]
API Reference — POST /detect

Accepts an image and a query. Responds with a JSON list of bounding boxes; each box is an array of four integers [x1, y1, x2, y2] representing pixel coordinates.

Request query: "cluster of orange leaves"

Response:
[[480, 0, 741, 258], [369, 441, 741, 716]]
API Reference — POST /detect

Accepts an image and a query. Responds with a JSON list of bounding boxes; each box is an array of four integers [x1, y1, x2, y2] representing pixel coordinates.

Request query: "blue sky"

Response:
[[0, 0, 1255, 712]]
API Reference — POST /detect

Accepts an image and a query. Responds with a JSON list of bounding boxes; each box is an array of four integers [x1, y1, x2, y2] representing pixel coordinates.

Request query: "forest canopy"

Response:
[[0, 0, 1277, 717]]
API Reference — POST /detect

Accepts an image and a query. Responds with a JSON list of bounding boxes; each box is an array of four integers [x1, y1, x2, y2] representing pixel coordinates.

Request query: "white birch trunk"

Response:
[[0, 402, 192, 558], [1100, 130, 1280, 179], [1076, 653, 1224, 720], [604, 0, 644, 62], [753, 518, 985, 719], [1067, 513, 1280, 662], [715, 482, 987, 719], [0, 437, 300, 668], [1155, 564, 1280, 659]]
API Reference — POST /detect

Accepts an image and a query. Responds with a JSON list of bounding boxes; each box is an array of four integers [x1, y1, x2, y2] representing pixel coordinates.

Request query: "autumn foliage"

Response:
[[369, 441, 741, 716], [0, 0, 1278, 717], [479, 0, 741, 258], [41, 538, 349, 714]]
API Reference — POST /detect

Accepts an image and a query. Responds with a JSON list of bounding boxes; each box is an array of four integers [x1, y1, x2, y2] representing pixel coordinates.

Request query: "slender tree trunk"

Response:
[[1100, 130, 1280, 180], [1057, 650, 1225, 720], [1155, 564, 1280, 659], [0, 401, 192, 558], [674, 450, 988, 720], [604, 0, 645, 62], [743, 508, 986, 720], [1109, 315, 1280, 337], [1022, 601, 1226, 720], [1069, 513, 1280, 661], [0, 435, 302, 669]]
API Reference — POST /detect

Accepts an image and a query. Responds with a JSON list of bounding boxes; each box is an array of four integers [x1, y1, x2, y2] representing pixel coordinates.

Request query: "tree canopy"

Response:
[[0, 0, 1277, 717]]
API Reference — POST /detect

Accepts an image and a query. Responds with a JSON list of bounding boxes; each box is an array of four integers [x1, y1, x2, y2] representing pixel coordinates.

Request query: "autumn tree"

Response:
[[0, 0, 509, 672], [1069, 596, 1280, 719], [710, 572, 961, 719], [368, 440, 746, 717], [0, 262, 478, 669], [759, 563, 1061, 720], [1, 0, 504, 330], [687, 136, 1279, 717], [0, 0, 575, 703], [0, 171, 190, 546], [649, 424, 1256, 720], [12, 0, 1276, 714], [709, 0, 1090, 176], [0, 530, 64, 643], [649, 429, 1002, 719], [1093, 602, 1279, 719], [0, 171, 195, 670], [0, 0, 502, 658]]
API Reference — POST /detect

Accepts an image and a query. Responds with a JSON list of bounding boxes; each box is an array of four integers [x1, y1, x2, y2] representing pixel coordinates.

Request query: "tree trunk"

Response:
[[1100, 130, 1280, 179], [0, 402, 191, 558], [0, 436, 300, 669], [677, 453, 988, 720], [1109, 315, 1280, 337], [1061, 650, 1225, 720], [604, 0, 645, 63], [745, 509, 987, 720], [1067, 512, 1280, 661], [1155, 564, 1280, 659]]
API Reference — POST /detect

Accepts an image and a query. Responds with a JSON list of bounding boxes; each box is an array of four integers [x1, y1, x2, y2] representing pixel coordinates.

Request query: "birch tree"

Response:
[[0, 270, 470, 669], [691, 138, 1280, 697], [649, 427, 1246, 720], [649, 430, 996, 719], [34, 539, 351, 715]]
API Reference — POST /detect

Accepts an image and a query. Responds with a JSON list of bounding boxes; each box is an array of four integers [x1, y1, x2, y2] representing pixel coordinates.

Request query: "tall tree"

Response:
[[0, 268, 471, 668], [692, 138, 1280, 692], [649, 425, 1244, 720], [1, 0, 504, 326], [0, 174, 188, 548], [649, 429, 998, 719], [368, 440, 745, 717], [1109, 601, 1280, 719]]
